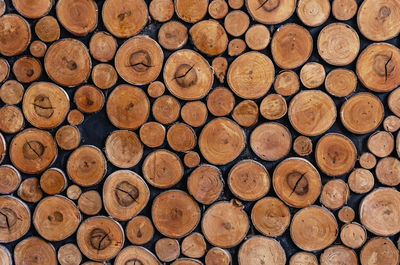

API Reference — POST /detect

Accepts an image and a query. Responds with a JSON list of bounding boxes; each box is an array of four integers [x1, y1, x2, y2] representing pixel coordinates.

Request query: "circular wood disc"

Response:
[[389, 87, 400, 117], [58, 243, 82, 265], [67, 109, 83, 125], [300, 62, 326, 89], [293, 136, 313, 156], [23, 82, 69, 129], [320, 245, 357, 265], [158, 20, 188, 50], [251, 197, 290, 237], [139, 122, 165, 148], [205, 247, 231, 265], [348, 168, 374, 194], [340, 223, 367, 249], [106, 84, 150, 130], [149, 0, 174, 22], [227, 52, 274, 99], [273, 157, 322, 208], [0, 245, 11, 265], [0, 58, 9, 84], [209, 0, 228, 19], [35, 16, 60, 42], [232, 100, 258, 127], [315, 133, 357, 177], [30, 40, 47, 58], [375, 157, 400, 186], [66, 145, 106, 187], [152, 95, 180, 124], [126, 216, 154, 245], [91, 63, 117, 90], [103, 170, 149, 221], [271, 24, 313, 69], [224, 10, 249, 37], [147, 81, 165, 98], [155, 237, 180, 262], [102, 0, 148, 38], [66, 185, 81, 200], [325, 68, 357, 97], [55, 125, 80, 151], [360, 237, 399, 265], [297, 0, 330, 27], [115, 246, 160, 265], [115, 35, 163, 85], [13, 56, 42, 83], [152, 190, 200, 238], [357, 43, 400, 92], [274, 70, 300, 96], [78, 190, 102, 216], [40, 168, 67, 195], [13, 0, 52, 18], [89, 31, 117, 62], [56, 0, 97, 36], [207, 87, 234, 117], [142, 149, 183, 188], [245, 24, 270, 51], [332, 0, 357, 21], [0, 14, 31, 56], [18, 177, 42, 203], [246, 0, 296, 24], [45, 39, 91, 87], [260, 94, 287, 120], [340, 92, 384, 134], [0, 133, 4, 164], [212, 56, 228, 83], [74, 85, 104, 114], [0, 165, 21, 194], [238, 236, 286, 265], [384, 115, 400, 132], [318, 23, 359, 66], [167, 123, 196, 152], [199, 118, 245, 165], [368, 131, 394, 158], [181, 101, 208, 127], [228, 160, 270, 201], [202, 200, 249, 248], [320, 179, 349, 209], [250, 122, 291, 161], [164, 49, 213, 100], [289, 90, 336, 136], [76, 216, 124, 261], [0, 105, 24, 134], [0, 80, 24, 105], [105, 130, 143, 168], [291, 206, 338, 251], [172, 259, 202, 265], [360, 188, 400, 236], [358, 0, 400, 41], [190, 20, 228, 56], [289, 252, 318, 265], [175, 0, 208, 23], [33, 195, 81, 241], [184, 151, 200, 168], [187, 164, 223, 205], [14, 237, 57, 265], [181, 233, 206, 258], [0, 196, 30, 243], [338, 206, 355, 223], [10, 128, 57, 174]]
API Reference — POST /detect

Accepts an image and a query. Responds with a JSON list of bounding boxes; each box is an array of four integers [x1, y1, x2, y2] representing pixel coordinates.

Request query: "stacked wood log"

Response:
[[1, 0, 400, 264]]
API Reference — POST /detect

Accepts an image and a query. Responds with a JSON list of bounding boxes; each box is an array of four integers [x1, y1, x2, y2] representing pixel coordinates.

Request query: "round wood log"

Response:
[[274, 70, 299, 96], [158, 21, 188, 50], [297, 0, 330, 26], [325, 68, 357, 97], [356, 43, 400, 92], [245, 24, 270, 51], [55, 125, 80, 151], [290, 206, 338, 251], [340, 92, 384, 134], [181, 232, 206, 258], [0, 0, 4, 16], [67, 110, 83, 126], [106, 84, 150, 129], [320, 245, 357, 265], [199, 118, 245, 165], [126, 216, 154, 245], [389, 87, 400, 117], [293, 136, 313, 156], [0, 245, 11, 265], [332, 0, 357, 21], [66, 185, 81, 200], [340, 222, 367, 249], [10, 128, 57, 174], [142, 149, 183, 188], [320, 179, 349, 210], [33, 195, 81, 241], [246, 0, 296, 24], [66, 145, 106, 187], [202, 200, 249, 248], [360, 237, 399, 265], [164, 49, 213, 100], [383, 115, 400, 132], [91, 63, 117, 90], [0, 14, 31, 56], [375, 157, 400, 186], [348, 168, 374, 194], [357, 0, 400, 41], [152, 190, 200, 238], [289, 252, 318, 265], [14, 237, 56, 265], [208, 0, 228, 19], [115, 246, 160, 265], [232, 100, 258, 127], [228, 38, 246, 57], [368, 131, 394, 158], [289, 90, 336, 136], [175, 0, 208, 23], [0, 196, 30, 243], [35, 16, 60, 42], [102, 0, 148, 38], [300, 62, 326, 88], [0, 80, 24, 105], [181, 101, 208, 127], [89, 31, 117, 62], [228, 160, 270, 201], [0, 165, 21, 194], [139, 122, 165, 147], [315, 133, 357, 176], [271, 23, 313, 69], [273, 157, 322, 208], [338, 206, 355, 223], [13, 0, 52, 18], [152, 95, 180, 124], [238, 236, 286, 265], [359, 152, 377, 169], [360, 188, 400, 236], [187, 164, 223, 205], [40, 168, 67, 195], [0, 105, 24, 134], [183, 151, 200, 168], [103, 170, 150, 221], [115, 35, 163, 85], [212, 56, 227, 83], [227, 52, 274, 99], [224, 10, 249, 37], [149, 0, 174, 22], [207, 87, 234, 117], [251, 197, 290, 237], [74, 85, 104, 114], [189, 20, 228, 56], [76, 216, 124, 261], [172, 258, 202, 265], [30, 40, 47, 58], [18, 177, 42, 203], [12, 56, 42, 83], [147, 81, 165, 98], [260, 94, 287, 120], [167, 123, 196, 152], [58, 244, 82, 265], [78, 190, 102, 216], [205, 247, 231, 265], [0, 133, 5, 164], [0, 58, 9, 84], [105, 130, 143, 168]]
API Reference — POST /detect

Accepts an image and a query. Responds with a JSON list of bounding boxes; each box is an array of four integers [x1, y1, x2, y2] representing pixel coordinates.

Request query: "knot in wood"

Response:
[[22, 140, 45, 160], [287, 171, 309, 196], [175, 64, 197, 88], [129, 50, 152, 72], [0, 207, 17, 229], [115, 181, 139, 207], [33, 94, 54, 118], [89, 228, 112, 251]]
